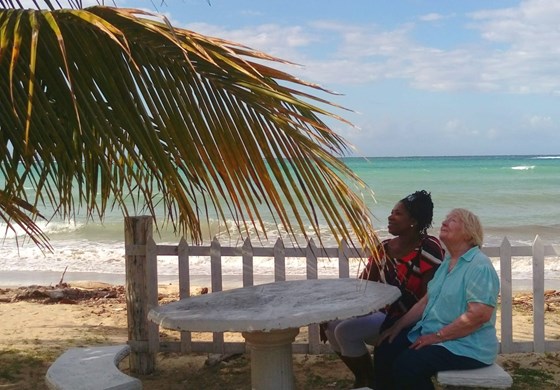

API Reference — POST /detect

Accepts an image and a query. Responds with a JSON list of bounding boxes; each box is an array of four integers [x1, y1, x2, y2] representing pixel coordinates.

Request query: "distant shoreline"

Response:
[[1, 270, 559, 292]]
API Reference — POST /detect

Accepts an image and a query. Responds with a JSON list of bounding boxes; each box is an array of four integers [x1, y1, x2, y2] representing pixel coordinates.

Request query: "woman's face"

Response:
[[387, 201, 416, 236], [439, 212, 465, 246]]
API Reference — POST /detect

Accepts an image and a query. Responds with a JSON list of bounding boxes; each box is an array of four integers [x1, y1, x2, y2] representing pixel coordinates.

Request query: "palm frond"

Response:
[[0, 6, 380, 253]]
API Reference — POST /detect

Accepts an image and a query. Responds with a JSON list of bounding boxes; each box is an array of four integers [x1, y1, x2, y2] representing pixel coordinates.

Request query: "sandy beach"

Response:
[[1, 281, 560, 389]]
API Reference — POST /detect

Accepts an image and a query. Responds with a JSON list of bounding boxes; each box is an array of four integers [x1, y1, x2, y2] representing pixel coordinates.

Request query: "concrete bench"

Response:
[[356, 362, 512, 390], [436, 363, 513, 388], [45, 344, 142, 390]]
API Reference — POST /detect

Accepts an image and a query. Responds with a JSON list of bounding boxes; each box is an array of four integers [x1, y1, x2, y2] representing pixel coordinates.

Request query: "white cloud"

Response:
[[525, 115, 553, 129], [419, 13, 448, 22], [184, 22, 316, 61], [15, 0, 100, 8], [444, 119, 475, 136], [443, 120, 509, 140], [486, 127, 500, 140], [180, 0, 560, 96]]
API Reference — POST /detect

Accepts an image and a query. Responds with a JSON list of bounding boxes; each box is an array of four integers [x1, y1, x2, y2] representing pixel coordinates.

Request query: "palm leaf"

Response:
[[0, 5, 380, 254]]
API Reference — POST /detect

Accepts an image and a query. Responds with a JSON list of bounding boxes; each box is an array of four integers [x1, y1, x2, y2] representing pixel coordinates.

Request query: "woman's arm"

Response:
[[377, 294, 428, 344], [416, 236, 445, 296], [359, 241, 389, 281], [410, 301, 494, 349], [403, 236, 443, 303]]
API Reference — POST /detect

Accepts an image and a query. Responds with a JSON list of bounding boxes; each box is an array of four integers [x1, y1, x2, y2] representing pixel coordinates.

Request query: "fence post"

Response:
[[178, 238, 192, 353], [243, 238, 254, 287], [338, 240, 351, 278], [533, 236, 545, 353], [307, 239, 321, 354], [125, 216, 159, 374], [210, 237, 225, 352], [499, 237, 513, 353], [306, 239, 318, 280], [274, 238, 286, 282]]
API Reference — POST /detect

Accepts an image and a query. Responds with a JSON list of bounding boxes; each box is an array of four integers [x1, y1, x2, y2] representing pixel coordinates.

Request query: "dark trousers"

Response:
[[373, 327, 489, 390]]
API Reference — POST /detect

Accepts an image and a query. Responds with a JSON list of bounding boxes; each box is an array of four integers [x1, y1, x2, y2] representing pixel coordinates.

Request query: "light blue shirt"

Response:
[[408, 246, 500, 365]]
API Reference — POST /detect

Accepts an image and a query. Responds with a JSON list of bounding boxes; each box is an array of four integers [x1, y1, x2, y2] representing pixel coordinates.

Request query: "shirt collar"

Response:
[[444, 245, 479, 263], [460, 246, 479, 262]]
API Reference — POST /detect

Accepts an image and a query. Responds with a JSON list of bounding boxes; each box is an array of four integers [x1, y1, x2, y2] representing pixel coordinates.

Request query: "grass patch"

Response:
[[0, 349, 47, 383], [512, 367, 555, 389]]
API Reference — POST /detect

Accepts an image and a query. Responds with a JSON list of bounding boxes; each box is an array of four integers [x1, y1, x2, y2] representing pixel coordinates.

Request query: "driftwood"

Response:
[[0, 283, 207, 305], [58, 266, 68, 286], [0, 284, 126, 304], [2, 282, 556, 312], [508, 290, 560, 312]]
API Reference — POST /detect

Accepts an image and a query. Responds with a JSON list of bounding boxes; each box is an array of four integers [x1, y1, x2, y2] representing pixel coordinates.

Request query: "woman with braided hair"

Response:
[[322, 190, 444, 389]]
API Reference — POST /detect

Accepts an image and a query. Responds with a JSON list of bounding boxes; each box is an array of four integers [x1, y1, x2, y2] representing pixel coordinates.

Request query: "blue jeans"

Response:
[[373, 327, 489, 390]]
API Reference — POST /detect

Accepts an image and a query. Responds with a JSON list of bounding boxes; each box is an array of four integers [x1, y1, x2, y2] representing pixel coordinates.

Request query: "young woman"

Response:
[[322, 190, 444, 388]]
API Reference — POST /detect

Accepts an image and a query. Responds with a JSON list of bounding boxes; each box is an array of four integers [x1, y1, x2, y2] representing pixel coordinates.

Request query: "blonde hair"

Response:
[[449, 208, 484, 248]]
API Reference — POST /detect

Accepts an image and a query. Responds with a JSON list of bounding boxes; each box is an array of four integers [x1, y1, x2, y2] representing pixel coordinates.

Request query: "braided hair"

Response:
[[400, 190, 434, 235]]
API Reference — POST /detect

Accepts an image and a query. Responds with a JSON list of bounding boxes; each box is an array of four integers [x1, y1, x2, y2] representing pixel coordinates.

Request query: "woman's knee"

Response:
[[392, 349, 436, 389], [324, 321, 341, 352], [334, 321, 370, 356]]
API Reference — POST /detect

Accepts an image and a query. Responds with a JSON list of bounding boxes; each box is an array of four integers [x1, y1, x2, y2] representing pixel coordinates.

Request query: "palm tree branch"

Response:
[[0, 6, 380, 254]]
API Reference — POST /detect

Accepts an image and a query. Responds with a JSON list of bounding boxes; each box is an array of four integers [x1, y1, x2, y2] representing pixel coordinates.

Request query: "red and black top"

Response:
[[360, 235, 444, 321]]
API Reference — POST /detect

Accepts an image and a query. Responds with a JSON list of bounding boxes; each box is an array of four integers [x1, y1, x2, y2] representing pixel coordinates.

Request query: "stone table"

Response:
[[148, 278, 400, 390]]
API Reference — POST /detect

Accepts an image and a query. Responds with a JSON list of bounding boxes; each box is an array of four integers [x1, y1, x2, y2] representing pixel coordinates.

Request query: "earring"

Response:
[[410, 224, 414, 228]]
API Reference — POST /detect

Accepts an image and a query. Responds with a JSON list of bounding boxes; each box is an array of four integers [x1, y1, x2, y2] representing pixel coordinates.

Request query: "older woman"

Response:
[[322, 190, 444, 388], [373, 208, 500, 390]]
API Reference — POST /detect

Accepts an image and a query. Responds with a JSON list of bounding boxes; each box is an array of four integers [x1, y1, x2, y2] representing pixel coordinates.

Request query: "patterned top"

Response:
[[361, 235, 444, 320]]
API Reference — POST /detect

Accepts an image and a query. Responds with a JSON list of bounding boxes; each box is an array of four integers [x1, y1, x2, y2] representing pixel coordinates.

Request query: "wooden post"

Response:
[[242, 238, 254, 287], [499, 237, 513, 353], [125, 216, 159, 374], [533, 236, 545, 353], [178, 238, 193, 353], [339, 240, 351, 279], [274, 237, 286, 282], [307, 239, 320, 354], [306, 239, 318, 280], [210, 237, 224, 352]]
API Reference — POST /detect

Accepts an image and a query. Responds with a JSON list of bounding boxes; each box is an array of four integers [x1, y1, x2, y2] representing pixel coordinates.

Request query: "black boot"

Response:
[[337, 352, 375, 389]]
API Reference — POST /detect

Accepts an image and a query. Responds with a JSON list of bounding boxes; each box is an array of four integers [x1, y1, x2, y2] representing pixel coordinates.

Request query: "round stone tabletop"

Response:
[[148, 278, 401, 332]]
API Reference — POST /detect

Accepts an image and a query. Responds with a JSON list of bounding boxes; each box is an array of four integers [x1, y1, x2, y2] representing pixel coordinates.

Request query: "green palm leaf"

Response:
[[0, 5, 380, 254]]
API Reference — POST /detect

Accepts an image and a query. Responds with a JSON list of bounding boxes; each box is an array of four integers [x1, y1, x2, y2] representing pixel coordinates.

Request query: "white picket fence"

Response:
[[124, 217, 560, 373]]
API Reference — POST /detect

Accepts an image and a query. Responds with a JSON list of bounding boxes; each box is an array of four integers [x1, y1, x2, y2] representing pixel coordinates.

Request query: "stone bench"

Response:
[[436, 363, 513, 388], [45, 344, 142, 390], [355, 362, 512, 390]]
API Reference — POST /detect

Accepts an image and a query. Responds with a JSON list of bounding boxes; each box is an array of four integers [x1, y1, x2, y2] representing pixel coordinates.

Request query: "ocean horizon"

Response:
[[1, 154, 559, 287]]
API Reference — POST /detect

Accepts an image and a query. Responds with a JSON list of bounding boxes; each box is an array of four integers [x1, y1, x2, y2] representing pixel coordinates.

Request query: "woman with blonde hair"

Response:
[[374, 208, 500, 390]]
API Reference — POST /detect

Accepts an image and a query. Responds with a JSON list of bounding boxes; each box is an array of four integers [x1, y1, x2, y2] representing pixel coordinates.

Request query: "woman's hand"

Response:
[[409, 301, 495, 349], [409, 333, 440, 349], [376, 323, 403, 345], [377, 295, 429, 345]]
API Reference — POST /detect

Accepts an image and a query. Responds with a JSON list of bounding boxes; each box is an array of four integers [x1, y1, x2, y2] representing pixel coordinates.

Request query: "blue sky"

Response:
[[119, 0, 560, 157]]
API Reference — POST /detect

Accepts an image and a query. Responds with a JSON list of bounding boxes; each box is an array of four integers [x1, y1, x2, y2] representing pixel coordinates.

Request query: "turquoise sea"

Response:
[[0, 154, 558, 285], [349, 155, 560, 245]]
